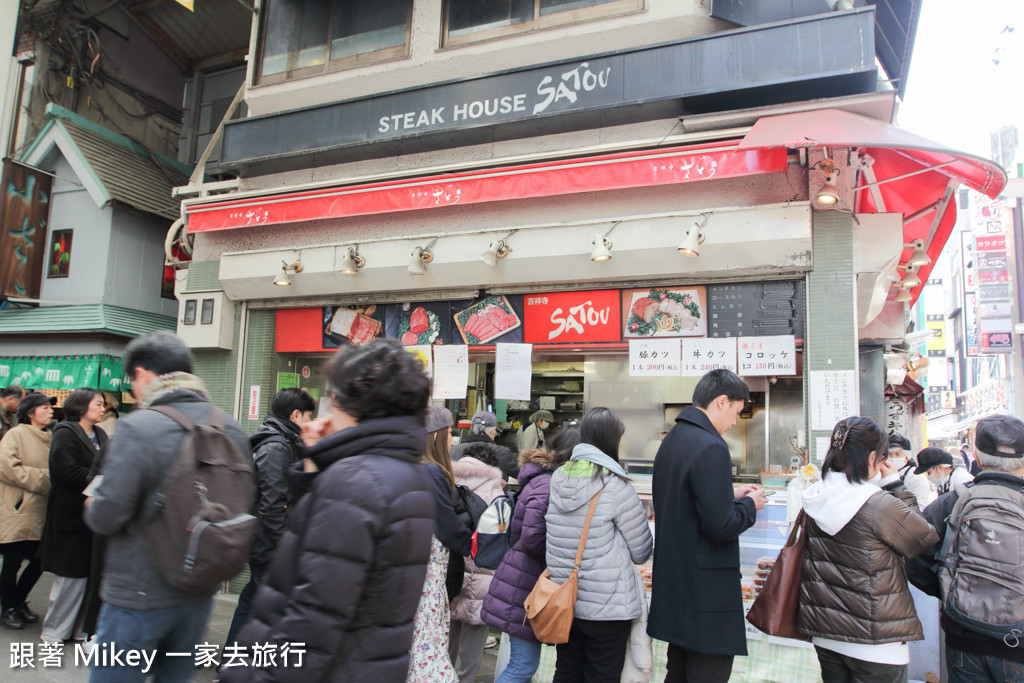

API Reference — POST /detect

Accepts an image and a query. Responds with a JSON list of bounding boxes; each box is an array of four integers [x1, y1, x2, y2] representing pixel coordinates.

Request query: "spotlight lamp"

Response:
[[590, 232, 613, 262], [338, 246, 365, 275], [904, 239, 931, 267], [480, 231, 515, 267], [678, 213, 711, 257], [273, 260, 303, 287], [897, 264, 922, 289], [813, 157, 840, 207], [409, 237, 437, 276], [893, 288, 912, 303]]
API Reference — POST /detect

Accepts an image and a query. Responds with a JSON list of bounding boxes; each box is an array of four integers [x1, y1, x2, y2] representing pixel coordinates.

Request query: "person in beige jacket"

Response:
[[0, 392, 54, 630]]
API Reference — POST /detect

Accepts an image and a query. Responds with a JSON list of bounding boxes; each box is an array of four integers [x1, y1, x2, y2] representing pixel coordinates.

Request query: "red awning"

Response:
[[738, 110, 1008, 304], [184, 142, 786, 233]]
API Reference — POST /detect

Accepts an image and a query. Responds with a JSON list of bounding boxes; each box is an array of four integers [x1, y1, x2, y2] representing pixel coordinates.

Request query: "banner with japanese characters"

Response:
[[681, 337, 738, 376], [736, 335, 796, 376], [628, 339, 682, 376], [0, 160, 52, 300]]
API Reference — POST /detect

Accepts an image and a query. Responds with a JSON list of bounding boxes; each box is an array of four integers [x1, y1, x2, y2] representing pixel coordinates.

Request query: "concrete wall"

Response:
[[245, 0, 724, 117], [39, 154, 113, 305], [0, 339, 128, 357], [107, 208, 180, 318]]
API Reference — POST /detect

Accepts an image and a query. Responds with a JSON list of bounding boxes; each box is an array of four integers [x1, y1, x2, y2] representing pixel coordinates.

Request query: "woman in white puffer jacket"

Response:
[[449, 453, 506, 683]]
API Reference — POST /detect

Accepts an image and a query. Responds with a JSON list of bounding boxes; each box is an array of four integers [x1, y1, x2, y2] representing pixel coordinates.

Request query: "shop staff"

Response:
[[516, 410, 552, 454]]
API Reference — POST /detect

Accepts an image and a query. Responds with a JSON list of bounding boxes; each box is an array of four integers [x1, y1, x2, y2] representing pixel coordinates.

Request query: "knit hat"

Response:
[[17, 392, 56, 424], [425, 406, 453, 434], [974, 415, 1024, 459]]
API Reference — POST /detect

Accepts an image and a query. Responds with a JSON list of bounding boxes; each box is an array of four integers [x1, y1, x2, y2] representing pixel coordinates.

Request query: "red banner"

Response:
[[975, 236, 1006, 251], [523, 290, 621, 344], [186, 143, 786, 232]]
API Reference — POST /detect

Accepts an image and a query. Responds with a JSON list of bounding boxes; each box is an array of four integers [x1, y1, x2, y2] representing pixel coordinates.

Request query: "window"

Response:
[[444, 0, 643, 46], [258, 0, 413, 84], [47, 230, 72, 278]]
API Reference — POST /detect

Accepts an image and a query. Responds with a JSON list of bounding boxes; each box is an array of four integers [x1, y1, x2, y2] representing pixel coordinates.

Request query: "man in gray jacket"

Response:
[[84, 331, 249, 681]]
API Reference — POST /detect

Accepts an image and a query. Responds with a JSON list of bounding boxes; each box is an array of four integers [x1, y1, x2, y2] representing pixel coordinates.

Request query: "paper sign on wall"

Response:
[[681, 337, 738, 376], [736, 335, 796, 376], [810, 370, 857, 431], [432, 345, 469, 400], [495, 343, 533, 400], [628, 339, 682, 376], [248, 385, 261, 421]]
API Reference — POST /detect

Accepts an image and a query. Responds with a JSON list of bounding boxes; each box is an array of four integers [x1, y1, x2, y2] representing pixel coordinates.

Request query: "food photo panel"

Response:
[[385, 302, 453, 346], [451, 294, 524, 345], [322, 304, 386, 348], [622, 286, 707, 338]]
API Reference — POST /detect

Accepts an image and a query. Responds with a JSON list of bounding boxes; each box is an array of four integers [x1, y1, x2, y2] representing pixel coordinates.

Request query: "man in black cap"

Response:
[[908, 415, 1024, 681], [887, 433, 932, 508], [914, 446, 973, 496], [451, 410, 518, 480]]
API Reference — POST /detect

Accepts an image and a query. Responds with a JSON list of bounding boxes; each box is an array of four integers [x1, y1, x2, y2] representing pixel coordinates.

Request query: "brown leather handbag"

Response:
[[523, 488, 603, 644], [745, 509, 810, 640]]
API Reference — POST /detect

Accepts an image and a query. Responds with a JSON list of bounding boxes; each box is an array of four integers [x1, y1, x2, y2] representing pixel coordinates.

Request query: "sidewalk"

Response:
[[2, 573, 498, 681]]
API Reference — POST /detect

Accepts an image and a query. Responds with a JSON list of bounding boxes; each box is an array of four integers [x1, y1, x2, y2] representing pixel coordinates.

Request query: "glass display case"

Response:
[[739, 489, 790, 593]]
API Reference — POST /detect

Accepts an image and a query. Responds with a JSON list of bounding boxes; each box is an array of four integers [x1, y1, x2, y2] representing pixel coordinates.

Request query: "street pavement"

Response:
[[2, 573, 498, 681]]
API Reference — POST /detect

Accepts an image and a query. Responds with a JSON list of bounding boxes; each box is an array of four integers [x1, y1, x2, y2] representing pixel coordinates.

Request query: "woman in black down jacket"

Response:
[[223, 338, 436, 683], [39, 388, 106, 643]]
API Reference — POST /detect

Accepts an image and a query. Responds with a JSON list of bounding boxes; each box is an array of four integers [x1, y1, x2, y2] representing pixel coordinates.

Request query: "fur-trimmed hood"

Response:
[[137, 372, 208, 409], [452, 456, 505, 504], [518, 447, 559, 470]]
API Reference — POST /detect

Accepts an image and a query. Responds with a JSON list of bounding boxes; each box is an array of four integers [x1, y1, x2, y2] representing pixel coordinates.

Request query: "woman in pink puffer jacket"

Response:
[[449, 453, 506, 683]]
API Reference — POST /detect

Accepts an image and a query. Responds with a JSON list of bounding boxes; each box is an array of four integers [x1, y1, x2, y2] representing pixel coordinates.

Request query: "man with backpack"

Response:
[[451, 410, 518, 480], [908, 414, 1024, 682], [84, 331, 252, 681], [223, 387, 315, 651]]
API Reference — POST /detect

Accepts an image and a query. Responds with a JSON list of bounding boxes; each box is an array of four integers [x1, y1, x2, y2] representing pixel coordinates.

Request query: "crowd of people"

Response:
[[0, 333, 1021, 683]]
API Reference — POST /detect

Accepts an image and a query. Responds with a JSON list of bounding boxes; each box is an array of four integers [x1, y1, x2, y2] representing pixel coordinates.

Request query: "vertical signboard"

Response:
[[974, 198, 1014, 353], [962, 231, 980, 357], [0, 160, 52, 300]]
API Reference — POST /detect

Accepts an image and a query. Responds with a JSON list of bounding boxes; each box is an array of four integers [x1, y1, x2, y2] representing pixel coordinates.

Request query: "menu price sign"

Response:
[[810, 370, 857, 431], [495, 343, 533, 400], [628, 339, 681, 376], [681, 338, 738, 376], [736, 336, 796, 376], [432, 345, 469, 399]]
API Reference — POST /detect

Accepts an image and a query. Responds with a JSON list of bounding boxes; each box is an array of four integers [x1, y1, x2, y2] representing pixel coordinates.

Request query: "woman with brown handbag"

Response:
[[544, 408, 652, 682]]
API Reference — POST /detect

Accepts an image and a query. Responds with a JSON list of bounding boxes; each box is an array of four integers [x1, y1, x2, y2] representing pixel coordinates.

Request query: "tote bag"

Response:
[[523, 489, 603, 644], [745, 509, 809, 640]]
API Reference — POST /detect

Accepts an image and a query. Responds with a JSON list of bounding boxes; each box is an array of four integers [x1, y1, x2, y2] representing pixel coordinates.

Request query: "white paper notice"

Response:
[[495, 343, 533, 400], [809, 370, 857, 431], [432, 345, 469, 400], [737, 335, 797, 376], [247, 385, 260, 421], [628, 339, 682, 376], [815, 436, 831, 463], [681, 337, 738, 376]]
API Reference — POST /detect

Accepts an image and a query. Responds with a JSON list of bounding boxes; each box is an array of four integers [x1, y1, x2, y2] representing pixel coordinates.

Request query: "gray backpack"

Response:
[[936, 480, 1024, 647]]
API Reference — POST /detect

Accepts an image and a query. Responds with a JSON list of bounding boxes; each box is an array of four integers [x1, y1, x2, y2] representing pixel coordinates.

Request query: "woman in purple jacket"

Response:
[[481, 427, 580, 683]]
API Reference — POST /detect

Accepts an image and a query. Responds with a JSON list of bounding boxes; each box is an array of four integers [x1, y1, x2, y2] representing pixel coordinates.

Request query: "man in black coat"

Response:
[[648, 369, 766, 683], [450, 410, 518, 480], [224, 387, 315, 650]]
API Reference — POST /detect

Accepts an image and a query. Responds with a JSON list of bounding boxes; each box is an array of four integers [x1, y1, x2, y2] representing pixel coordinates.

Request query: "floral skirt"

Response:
[[407, 536, 457, 683]]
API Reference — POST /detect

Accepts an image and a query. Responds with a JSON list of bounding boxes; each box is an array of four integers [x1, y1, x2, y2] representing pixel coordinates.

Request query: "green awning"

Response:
[[0, 355, 129, 392]]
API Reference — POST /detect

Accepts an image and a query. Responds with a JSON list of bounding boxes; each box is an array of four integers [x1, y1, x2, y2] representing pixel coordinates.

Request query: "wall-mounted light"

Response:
[[812, 157, 840, 206], [678, 213, 711, 257], [893, 287, 912, 303], [480, 231, 515, 267], [409, 237, 438, 275], [904, 238, 931, 267], [590, 222, 619, 262], [897, 264, 921, 289], [273, 258, 303, 286], [338, 246, 365, 274]]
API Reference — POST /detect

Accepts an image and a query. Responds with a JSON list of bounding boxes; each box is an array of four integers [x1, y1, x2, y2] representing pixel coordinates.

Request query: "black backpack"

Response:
[[144, 405, 257, 593]]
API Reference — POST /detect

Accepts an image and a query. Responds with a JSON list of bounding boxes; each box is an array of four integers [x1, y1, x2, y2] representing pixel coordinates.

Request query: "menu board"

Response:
[[707, 281, 805, 339], [681, 337, 738, 376]]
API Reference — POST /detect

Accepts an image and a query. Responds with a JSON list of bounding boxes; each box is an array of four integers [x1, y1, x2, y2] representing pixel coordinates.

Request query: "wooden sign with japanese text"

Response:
[[681, 337, 738, 376], [523, 290, 621, 344], [736, 335, 796, 376], [0, 160, 52, 300]]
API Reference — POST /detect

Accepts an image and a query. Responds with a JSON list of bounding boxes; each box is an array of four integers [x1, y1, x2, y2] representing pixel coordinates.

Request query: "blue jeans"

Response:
[[224, 563, 266, 648], [498, 634, 542, 683], [89, 600, 213, 683], [947, 646, 1024, 683]]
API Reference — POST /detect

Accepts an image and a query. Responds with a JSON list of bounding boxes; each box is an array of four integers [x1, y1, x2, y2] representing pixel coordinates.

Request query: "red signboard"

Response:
[[975, 236, 1006, 251], [186, 144, 786, 232], [523, 290, 622, 344], [977, 269, 1009, 284]]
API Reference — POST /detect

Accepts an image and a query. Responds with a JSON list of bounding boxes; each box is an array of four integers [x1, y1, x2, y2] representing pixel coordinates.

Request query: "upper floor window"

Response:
[[444, 0, 643, 47], [258, 0, 413, 84]]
